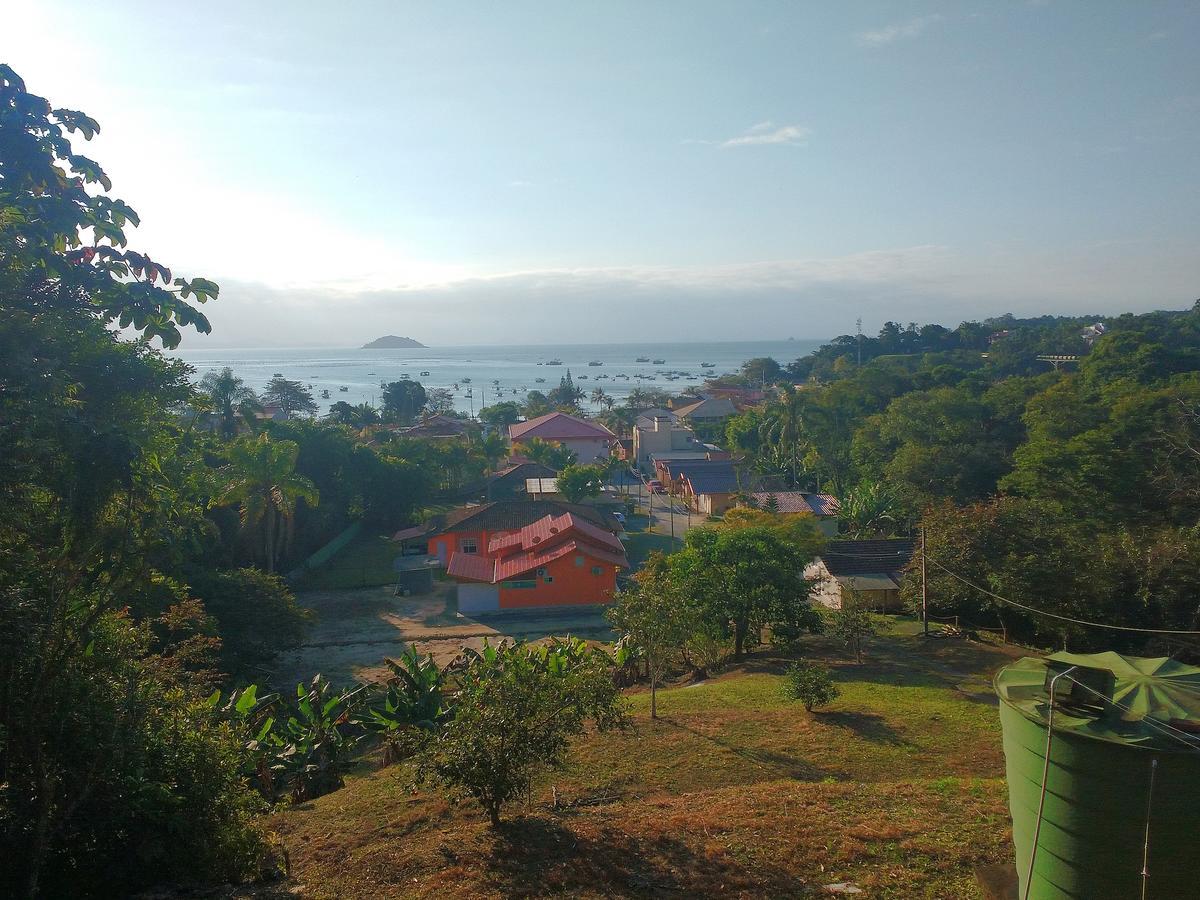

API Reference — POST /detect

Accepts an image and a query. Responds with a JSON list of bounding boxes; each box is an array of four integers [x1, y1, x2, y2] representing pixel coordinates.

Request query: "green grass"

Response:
[[294, 532, 402, 591], [268, 629, 1021, 898]]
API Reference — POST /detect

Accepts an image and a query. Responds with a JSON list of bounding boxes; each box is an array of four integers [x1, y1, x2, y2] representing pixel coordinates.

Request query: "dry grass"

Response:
[[267, 624, 1023, 898]]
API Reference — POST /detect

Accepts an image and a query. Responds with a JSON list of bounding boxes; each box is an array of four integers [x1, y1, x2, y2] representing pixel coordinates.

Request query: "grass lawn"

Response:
[[294, 532, 403, 591], [268, 625, 1023, 898]]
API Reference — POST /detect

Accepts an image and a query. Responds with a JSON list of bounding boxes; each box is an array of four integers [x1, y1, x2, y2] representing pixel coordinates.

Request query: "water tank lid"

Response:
[[995, 650, 1200, 752]]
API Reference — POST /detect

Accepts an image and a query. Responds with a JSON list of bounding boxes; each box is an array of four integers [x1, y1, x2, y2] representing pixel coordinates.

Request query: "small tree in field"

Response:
[[781, 661, 839, 712], [607, 552, 696, 719], [830, 590, 881, 664], [417, 639, 624, 826]]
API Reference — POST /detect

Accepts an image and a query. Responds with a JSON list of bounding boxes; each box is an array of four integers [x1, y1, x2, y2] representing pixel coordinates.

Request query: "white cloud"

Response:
[[687, 121, 810, 148], [721, 121, 811, 148], [856, 15, 943, 48]]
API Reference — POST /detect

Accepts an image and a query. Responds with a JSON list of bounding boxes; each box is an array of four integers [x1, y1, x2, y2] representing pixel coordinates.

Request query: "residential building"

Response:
[[671, 395, 738, 422], [805, 538, 916, 612], [424, 499, 617, 567], [487, 462, 558, 499], [632, 413, 720, 471], [509, 412, 615, 463], [746, 491, 841, 537], [444, 509, 629, 613], [656, 458, 740, 516]]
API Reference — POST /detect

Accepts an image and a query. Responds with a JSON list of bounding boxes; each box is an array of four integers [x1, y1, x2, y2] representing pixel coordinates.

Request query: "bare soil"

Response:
[[271, 583, 616, 688]]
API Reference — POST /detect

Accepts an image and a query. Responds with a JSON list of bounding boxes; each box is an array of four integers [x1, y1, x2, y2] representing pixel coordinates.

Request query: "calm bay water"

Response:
[[173, 340, 822, 416]]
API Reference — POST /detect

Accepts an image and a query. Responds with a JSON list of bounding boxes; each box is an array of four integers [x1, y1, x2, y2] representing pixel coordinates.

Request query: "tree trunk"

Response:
[[488, 803, 501, 827], [734, 619, 748, 660], [649, 664, 658, 719], [264, 507, 276, 573]]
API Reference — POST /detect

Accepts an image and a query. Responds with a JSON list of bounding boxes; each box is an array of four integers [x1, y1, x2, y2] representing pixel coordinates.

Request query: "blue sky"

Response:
[[10, 1, 1200, 346]]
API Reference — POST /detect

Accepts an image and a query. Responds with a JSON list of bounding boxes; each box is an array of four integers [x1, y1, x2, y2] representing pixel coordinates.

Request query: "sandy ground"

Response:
[[271, 581, 616, 688]]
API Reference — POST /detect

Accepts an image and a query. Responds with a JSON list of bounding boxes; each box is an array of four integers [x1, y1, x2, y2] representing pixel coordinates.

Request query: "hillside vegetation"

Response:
[[270, 623, 1019, 899]]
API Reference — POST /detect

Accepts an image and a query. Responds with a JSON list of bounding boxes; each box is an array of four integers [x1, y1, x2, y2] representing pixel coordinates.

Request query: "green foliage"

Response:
[[262, 376, 318, 418], [838, 479, 902, 538], [548, 369, 584, 408], [478, 400, 523, 429], [0, 65, 215, 347], [519, 436, 578, 469], [416, 638, 625, 825], [555, 462, 606, 503], [357, 648, 449, 763], [521, 390, 554, 418], [382, 379, 427, 424], [607, 552, 698, 717], [424, 386, 456, 415], [218, 433, 320, 573], [830, 594, 883, 664], [199, 366, 260, 438], [185, 567, 310, 673], [221, 676, 369, 803], [325, 400, 380, 426], [781, 661, 840, 711], [670, 521, 824, 659]]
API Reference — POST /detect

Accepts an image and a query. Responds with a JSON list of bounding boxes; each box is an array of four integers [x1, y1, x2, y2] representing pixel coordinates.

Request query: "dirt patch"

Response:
[[271, 584, 616, 687]]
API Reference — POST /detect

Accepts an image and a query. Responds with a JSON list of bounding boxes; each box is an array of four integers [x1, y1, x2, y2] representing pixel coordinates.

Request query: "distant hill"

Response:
[[361, 335, 426, 349]]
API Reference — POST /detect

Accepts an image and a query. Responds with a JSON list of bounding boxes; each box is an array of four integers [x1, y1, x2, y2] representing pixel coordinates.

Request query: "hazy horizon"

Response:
[[12, 2, 1200, 347]]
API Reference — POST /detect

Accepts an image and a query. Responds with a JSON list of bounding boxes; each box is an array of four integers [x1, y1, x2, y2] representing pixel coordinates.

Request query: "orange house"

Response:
[[426, 500, 616, 567], [444, 510, 628, 613]]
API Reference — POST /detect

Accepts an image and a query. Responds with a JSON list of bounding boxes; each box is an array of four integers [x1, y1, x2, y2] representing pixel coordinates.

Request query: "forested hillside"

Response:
[[733, 304, 1200, 649]]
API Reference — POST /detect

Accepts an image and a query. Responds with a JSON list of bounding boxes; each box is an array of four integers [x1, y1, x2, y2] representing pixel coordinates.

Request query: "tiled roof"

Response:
[[509, 412, 615, 441], [489, 462, 558, 485], [392, 524, 433, 541], [685, 470, 739, 495], [820, 539, 915, 577], [749, 492, 841, 516], [672, 396, 738, 419], [436, 500, 614, 534], [448, 532, 629, 583], [661, 458, 734, 480], [488, 512, 624, 556]]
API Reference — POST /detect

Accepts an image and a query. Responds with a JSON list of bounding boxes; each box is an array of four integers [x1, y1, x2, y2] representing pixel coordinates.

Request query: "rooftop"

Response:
[[510, 411, 615, 441], [749, 491, 841, 517], [820, 539, 915, 577]]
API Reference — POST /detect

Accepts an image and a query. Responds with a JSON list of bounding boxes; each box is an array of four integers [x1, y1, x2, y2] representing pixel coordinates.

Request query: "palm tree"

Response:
[[839, 479, 901, 538], [219, 433, 319, 573], [759, 384, 804, 488], [520, 437, 578, 470], [590, 386, 608, 409], [598, 406, 638, 438], [199, 366, 260, 439]]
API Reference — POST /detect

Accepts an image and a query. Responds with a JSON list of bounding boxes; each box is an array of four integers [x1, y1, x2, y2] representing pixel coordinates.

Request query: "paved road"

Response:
[[612, 468, 701, 543]]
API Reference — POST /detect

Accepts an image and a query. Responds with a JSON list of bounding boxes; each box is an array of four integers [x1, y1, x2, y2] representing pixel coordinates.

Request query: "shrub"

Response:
[[187, 568, 310, 674], [781, 661, 840, 712]]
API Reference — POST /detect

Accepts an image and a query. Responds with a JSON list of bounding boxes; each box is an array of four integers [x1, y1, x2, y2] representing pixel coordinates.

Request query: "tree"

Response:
[[522, 390, 554, 418], [598, 405, 639, 438], [218, 433, 320, 573], [548, 369, 584, 409], [607, 553, 696, 718], [590, 386, 608, 408], [382, 379, 427, 424], [424, 387, 456, 415], [417, 639, 624, 825], [838, 479, 902, 538], [781, 661, 840, 712], [0, 67, 264, 895], [478, 400, 522, 430], [555, 463, 605, 503], [199, 367, 260, 439], [519, 437, 578, 470], [671, 523, 824, 659], [262, 376, 318, 418], [830, 591, 881, 664], [741, 356, 783, 384]]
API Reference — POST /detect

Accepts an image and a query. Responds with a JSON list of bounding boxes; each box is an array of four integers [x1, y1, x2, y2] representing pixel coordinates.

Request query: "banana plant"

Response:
[[357, 647, 449, 764]]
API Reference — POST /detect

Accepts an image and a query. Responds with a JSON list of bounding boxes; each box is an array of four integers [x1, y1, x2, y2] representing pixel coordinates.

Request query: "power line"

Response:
[[924, 556, 1200, 637]]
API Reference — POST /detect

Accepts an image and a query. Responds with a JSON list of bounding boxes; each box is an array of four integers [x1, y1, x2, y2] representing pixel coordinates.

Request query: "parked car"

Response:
[[647, 479, 665, 494], [612, 511, 626, 527]]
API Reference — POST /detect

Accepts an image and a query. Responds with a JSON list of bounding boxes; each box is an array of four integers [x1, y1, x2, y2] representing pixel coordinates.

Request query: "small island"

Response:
[[361, 335, 426, 349]]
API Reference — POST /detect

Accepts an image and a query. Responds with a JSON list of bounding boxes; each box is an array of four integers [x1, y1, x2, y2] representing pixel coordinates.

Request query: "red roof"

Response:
[[487, 512, 624, 556], [446, 510, 628, 583], [509, 412, 615, 442]]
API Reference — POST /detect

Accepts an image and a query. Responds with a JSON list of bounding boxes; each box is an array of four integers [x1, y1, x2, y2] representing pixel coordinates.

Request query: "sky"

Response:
[[9, 1, 1200, 347]]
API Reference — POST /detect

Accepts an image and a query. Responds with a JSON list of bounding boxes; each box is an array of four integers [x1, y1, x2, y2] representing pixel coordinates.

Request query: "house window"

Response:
[[460, 538, 478, 554], [501, 579, 536, 589], [543, 575, 554, 584], [591, 566, 603, 576]]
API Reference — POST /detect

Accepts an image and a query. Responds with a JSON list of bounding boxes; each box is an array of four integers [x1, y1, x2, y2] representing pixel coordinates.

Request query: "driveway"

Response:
[[270, 582, 615, 688]]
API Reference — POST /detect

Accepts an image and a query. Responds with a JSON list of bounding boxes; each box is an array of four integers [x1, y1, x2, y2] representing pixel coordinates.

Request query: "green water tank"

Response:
[[996, 651, 1200, 899]]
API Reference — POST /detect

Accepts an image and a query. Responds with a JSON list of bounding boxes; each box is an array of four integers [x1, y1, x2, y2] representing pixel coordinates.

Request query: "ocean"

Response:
[[172, 340, 823, 416]]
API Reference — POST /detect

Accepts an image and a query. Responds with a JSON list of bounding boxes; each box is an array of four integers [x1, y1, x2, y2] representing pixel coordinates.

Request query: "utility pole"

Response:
[[920, 525, 928, 637], [857, 317, 863, 367]]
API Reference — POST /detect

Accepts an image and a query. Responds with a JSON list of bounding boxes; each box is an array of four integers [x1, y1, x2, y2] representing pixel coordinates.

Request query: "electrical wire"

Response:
[[924, 556, 1200, 636]]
